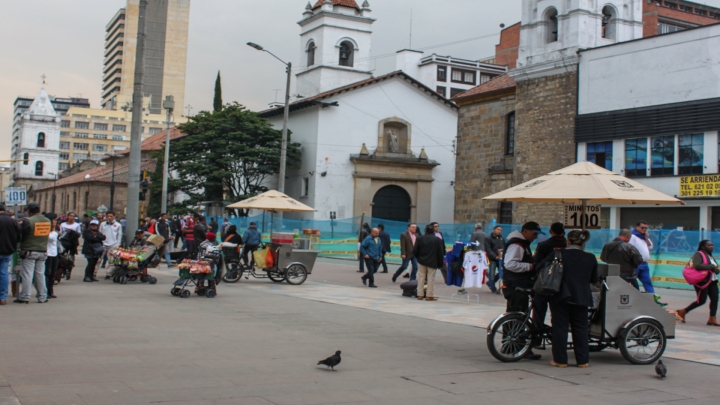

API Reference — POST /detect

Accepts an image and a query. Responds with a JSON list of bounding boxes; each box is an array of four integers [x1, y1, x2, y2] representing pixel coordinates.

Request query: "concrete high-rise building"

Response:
[[102, 0, 190, 114]]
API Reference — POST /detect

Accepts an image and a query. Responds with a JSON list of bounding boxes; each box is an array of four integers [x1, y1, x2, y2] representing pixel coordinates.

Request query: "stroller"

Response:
[[171, 244, 221, 299], [108, 245, 159, 285]]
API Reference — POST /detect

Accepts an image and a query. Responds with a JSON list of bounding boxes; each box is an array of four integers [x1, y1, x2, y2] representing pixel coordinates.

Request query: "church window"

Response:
[[436, 86, 446, 97], [602, 6, 617, 40], [75, 121, 89, 129], [35, 161, 44, 176], [307, 41, 316, 67], [499, 202, 513, 224], [506, 112, 516, 156], [22, 152, 29, 165], [545, 8, 559, 43], [437, 66, 447, 82], [37, 132, 46, 148], [339, 41, 354, 67]]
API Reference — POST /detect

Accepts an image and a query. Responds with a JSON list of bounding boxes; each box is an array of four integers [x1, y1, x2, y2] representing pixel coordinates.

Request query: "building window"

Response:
[[480, 75, 492, 84], [307, 41, 316, 66], [602, 6, 617, 40], [35, 161, 43, 176], [92, 154, 105, 161], [60, 142, 70, 150], [149, 128, 162, 135], [111, 135, 126, 141], [506, 112, 516, 156], [451, 68, 475, 84], [587, 141, 613, 170], [75, 133, 89, 138], [436, 86, 446, 97], [659, 21, 689, 34], [58, 162, 69, 171], [72, 191, 77, 210], [94, 123, 108, 131], [625, 138, 648, 177], [678, 133, 704, 175], [301, 178, 309, 197], [499, 202, 513, 224], [93, 144, 108, 152], [93, 134, 107, 139], [651, 136, 675, 176], [61, 121, 70, 128], [75, 121, 89, 129], [74, 153, 89, 162], [37, 132, 46, 148], [339, 41, 354, 67], [545, 7, 559, 43], [84, 191, 89, 210], [437, 66, 447, 82], [59, 153, 69, 160], [112, 124, 126, 132], [23, 152, 29, 165], [60, 131, 70, 137], [73, 143, 89, 151], [450, 88, 466, 98]]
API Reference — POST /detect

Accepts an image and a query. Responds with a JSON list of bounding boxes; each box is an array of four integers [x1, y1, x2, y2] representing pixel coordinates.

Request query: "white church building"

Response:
[[11, 87, 61, 194], [259, 0, 460, 224]]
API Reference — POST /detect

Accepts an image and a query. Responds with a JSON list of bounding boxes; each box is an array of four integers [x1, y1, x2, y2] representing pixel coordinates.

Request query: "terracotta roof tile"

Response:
[[313, 0, 360, 10], [113, 127, 187, 157], [452, 74, 516, 101], [37, 160, 157, 191]]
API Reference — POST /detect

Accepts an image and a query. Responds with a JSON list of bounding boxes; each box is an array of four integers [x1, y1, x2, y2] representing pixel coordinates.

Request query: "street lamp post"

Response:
[[84, 174, 91, 211], [104, 154, 117, 212], [161, 95, 175, 214], [247, 42, 291, 195], [49, 172, 58, 214]]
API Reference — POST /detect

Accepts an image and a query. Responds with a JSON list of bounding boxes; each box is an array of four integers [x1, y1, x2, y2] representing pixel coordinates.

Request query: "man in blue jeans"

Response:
[[0, 204, 20, 305], [360, 228, 382, 288], [629, 221, 667, 305]]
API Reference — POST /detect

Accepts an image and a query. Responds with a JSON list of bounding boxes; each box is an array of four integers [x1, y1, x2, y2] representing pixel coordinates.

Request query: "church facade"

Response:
[[259, 0, 458, 224]]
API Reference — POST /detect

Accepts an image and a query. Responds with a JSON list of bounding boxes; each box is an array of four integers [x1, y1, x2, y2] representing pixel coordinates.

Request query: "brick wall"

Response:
[[512, 71, 578, 225], [454, 93, 517, 223], [495, 23, 520, 69], [643, 1, 720, 37]]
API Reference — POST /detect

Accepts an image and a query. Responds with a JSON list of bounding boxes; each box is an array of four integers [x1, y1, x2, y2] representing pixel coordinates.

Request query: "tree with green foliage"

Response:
[[213, 71, 222, 113], [166, 103, 301, 214]]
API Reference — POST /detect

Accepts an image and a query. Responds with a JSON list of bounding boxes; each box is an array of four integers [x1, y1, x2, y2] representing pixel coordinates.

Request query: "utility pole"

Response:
[[126, 0, 148, 243], [161, 95, 175, 214]]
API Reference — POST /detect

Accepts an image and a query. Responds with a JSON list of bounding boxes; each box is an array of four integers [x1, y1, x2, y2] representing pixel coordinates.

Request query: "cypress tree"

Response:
[[213, 71, 222, 112]]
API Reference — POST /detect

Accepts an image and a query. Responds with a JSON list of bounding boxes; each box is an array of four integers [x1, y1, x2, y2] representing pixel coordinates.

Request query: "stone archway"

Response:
[[372, 185, 411, 223]]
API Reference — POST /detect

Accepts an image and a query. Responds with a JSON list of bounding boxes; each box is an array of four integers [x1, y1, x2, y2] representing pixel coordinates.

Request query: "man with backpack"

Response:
[[601, 229, 643, 289]]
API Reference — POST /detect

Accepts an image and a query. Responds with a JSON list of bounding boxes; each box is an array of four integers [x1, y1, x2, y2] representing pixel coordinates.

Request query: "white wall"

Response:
[[18, 119, 60, 179], [578, 23, 720, 115], [269, 75, 458, 223]]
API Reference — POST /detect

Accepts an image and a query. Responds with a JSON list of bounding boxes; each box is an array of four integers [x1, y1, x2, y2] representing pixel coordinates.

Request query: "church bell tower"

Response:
[[296, 0, 376, 97]]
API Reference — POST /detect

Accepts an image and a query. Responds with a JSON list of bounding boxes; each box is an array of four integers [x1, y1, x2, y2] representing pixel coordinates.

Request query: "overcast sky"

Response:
[[2, 0, 720, 161]]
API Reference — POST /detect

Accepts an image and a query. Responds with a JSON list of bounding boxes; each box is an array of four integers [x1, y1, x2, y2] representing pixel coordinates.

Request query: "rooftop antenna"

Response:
[[409, 8, 413, 49], [273, 89, 281, 103], [41, 74, 47, 85]]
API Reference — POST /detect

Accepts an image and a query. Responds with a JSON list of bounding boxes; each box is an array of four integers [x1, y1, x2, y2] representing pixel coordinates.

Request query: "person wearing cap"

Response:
[[82, 220, 106, 283], [129, 229, 148, 248], [17, 202, 52, 303], [242, 222, 261, 269], [501, 221, 544, 360], [0, 204, 20, 305], [531, 222, 567, 344]]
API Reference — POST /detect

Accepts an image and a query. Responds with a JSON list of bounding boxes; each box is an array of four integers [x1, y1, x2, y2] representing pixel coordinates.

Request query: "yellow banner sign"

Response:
[[679, 175, 720, 197]]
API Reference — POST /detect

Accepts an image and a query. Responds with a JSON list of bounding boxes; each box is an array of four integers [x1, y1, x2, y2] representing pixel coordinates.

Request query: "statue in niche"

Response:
[[388, 128, 399, 153]]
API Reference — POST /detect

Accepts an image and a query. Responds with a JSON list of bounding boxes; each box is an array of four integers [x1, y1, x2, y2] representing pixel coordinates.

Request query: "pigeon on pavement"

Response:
[[317, 350, 342, 371], [655, 360, 667, 378]]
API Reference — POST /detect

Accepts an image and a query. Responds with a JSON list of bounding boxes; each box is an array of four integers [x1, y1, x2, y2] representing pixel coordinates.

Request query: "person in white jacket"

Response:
[[97, 212, 123, 279], [629, 221, 667, 306]]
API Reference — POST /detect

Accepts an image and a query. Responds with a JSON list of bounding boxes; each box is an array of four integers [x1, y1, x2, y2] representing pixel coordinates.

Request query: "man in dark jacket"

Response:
[[601, 229, 644, 289], [413, 224, 446, 301], [377, 224, 392, 273], [392, 223, 420, 282], [532, 222, 567, 341], [193, 214, 207, 246], [360, 228, 382, 288], [155, 213, 175, 267], [357, 223, 370, 273], [0, 204, 20, 305], [485, 226, 505, 293], [241, 222, 261, 268]]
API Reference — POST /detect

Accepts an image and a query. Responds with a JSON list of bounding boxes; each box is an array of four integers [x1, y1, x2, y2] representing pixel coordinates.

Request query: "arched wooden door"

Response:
[[372, 185, 411, 223]]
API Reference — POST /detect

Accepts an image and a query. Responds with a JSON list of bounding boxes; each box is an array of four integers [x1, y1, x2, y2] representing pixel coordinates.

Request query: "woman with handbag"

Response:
[[675, 240, 720, 326], [545, 230, 599, 368], [82, 220, 106, 283]]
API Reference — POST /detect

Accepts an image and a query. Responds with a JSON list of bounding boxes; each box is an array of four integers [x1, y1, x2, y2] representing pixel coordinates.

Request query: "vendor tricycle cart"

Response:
[[222, 243, 319, 285]]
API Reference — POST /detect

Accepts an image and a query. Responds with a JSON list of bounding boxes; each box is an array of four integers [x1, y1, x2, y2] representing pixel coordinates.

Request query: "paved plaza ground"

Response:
[[1, 257, 719, 405]]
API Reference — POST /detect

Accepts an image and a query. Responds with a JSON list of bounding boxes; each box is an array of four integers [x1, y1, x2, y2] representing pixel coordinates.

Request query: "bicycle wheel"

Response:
[[285, 264, 307, 285], [619, 318, 666, 365], [487, 313, 533, 362], [268, 270, 286, 282]]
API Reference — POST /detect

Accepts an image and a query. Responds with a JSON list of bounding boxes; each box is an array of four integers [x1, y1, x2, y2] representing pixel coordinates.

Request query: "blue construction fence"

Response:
[[206, 215, 714, 290]]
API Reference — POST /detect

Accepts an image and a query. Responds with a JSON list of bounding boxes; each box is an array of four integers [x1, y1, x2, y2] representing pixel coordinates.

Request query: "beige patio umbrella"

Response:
[[227, 190, 316, 212], [483, 162, 683, 229]]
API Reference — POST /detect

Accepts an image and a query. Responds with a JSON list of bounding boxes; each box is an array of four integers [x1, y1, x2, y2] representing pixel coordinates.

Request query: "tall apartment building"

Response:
[[102, 0, 191, 114]]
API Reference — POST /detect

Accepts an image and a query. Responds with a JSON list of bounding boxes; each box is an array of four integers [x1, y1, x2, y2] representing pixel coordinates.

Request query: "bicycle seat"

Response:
[[515, 287, 533, 294]]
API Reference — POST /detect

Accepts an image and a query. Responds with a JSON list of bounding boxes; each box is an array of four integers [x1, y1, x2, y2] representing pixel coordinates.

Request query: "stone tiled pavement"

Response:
[[0, 258, 719, 405]]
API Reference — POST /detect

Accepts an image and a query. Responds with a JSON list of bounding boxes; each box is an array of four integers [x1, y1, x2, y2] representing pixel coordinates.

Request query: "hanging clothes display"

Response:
[[445, 242, 465, 287], [462, 250, 488, 289]]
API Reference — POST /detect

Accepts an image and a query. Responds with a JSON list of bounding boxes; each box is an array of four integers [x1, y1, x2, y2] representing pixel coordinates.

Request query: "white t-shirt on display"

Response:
[[462, 251, 488, 289]]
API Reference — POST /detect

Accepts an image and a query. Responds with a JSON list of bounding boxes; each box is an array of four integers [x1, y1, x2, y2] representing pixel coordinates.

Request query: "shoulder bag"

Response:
[[534, 250, 563, 296], [682, 251, 713, 288]]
